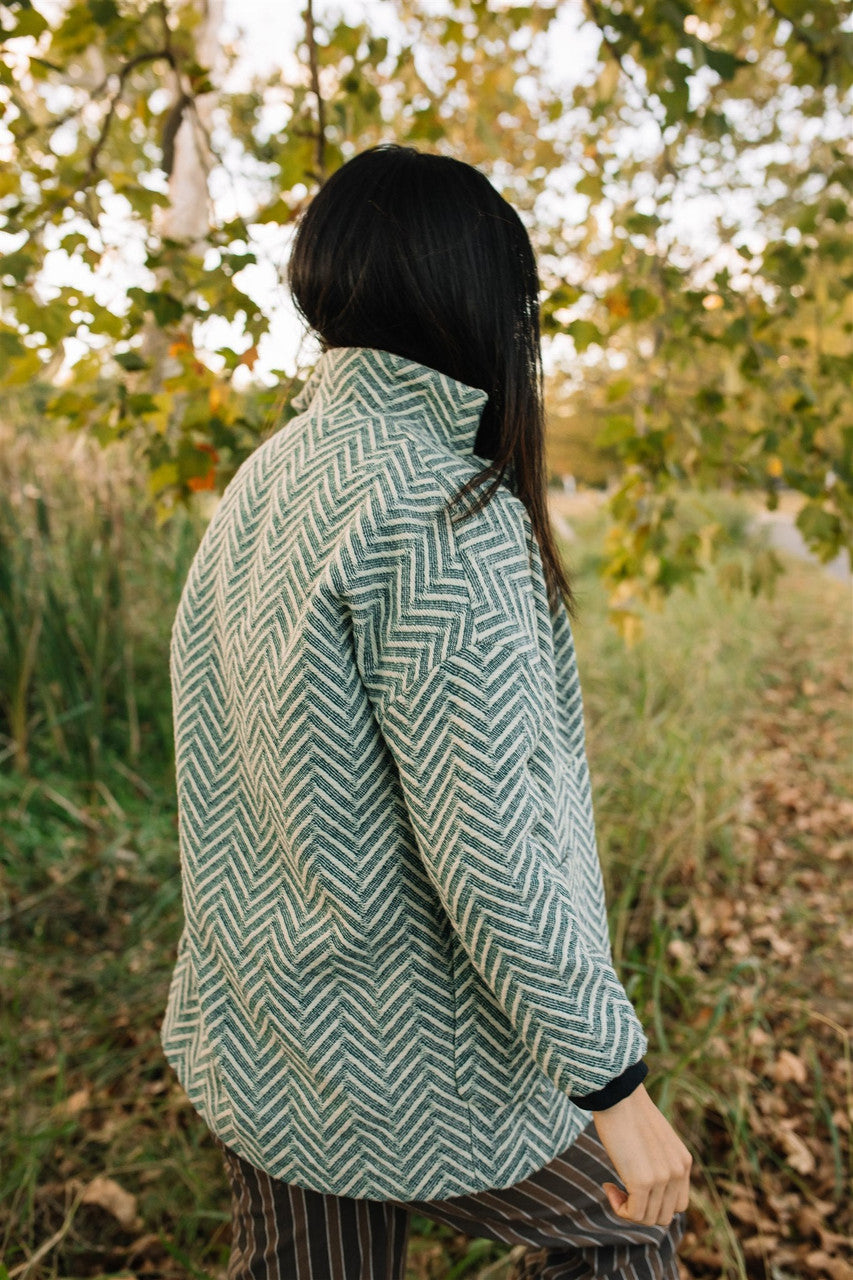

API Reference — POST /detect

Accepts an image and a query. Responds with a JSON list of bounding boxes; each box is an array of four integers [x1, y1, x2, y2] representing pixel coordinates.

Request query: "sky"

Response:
[[221, 0, 313, 74]]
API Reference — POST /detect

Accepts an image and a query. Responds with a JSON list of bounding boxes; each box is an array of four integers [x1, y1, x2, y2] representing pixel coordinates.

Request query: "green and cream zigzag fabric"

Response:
[[160, 345, 648, 1200]]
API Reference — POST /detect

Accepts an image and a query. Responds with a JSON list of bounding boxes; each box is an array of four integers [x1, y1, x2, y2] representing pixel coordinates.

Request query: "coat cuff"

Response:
[[569, 1058, 648, 1111]]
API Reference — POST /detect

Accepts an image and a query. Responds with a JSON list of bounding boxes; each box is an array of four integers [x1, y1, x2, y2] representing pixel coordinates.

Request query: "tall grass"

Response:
[[0, 421, 203, 789], [566, 497, 772, 950]]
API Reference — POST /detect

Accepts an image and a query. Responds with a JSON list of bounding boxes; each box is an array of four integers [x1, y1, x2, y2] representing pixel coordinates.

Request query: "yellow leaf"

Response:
[[609, 609, 644, 647], [641, 552, 661, 580], [610, 578, 637, 606]]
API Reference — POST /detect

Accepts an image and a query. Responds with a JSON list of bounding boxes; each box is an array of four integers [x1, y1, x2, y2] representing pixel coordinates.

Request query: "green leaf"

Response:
[[722, 315, 750, 348], [628, 288, 660, 320], [702, 109, 730, 139], [546, 284, 583, 309], [115, 351, 149, 371], [148, 291, 185, 326], [595, 414, 635, 449], [606, 377, 633, 403], [2, 346, 41, 384], [127, 393, 158, 414], [795, 501, 843, 560], [624, 212, 661, 235], [60, 232, 89, 254], [747, 546, 784, 597], [254, 196, 294, 225], [46, 388, 94, 418], [702, 46, 740, 81], [0, 251, 33, 283], [87, 307, 124, 338], [695, 387, 725, 413], [87, 0, 120, 25], [567, 319, 603, 352], [660, 81, 689, 125], [0, 329, 25, 361], [575, 173, 602, 198], [148, 461, 180, 495], [762, 243, 806, 286], [8, 6, 49, 38], [116, 184, 171, 219], [53, 2, 99, 52], [35, 299, 71, 344], [221, 252, 256, 276]]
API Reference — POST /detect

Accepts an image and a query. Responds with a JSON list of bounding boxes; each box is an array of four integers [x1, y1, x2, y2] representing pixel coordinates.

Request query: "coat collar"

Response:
[[290, 346, 490, 458]]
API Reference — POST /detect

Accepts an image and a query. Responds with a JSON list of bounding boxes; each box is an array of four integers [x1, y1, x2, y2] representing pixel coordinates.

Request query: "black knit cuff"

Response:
[[569, 1059, 649, 1111]]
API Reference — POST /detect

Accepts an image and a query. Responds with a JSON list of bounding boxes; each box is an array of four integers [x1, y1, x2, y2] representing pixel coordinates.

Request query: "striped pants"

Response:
[[216, 1121, 686, 1279]]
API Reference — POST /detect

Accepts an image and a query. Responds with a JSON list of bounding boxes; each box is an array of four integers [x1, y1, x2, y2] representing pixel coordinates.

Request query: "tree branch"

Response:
[[86, 49, 177, 183], [304, 0, 327, 180]]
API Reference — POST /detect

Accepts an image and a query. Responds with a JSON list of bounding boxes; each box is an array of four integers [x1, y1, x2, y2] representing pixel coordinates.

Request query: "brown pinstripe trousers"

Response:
[[215, 1121, 686, 1279]]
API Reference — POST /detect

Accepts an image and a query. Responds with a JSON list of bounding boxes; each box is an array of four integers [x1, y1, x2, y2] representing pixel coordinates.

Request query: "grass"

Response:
[[0, 433, 850, 1278]]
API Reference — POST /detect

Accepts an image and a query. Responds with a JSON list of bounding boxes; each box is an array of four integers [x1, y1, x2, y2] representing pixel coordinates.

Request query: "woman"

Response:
[[160, 143, 692, 1279]]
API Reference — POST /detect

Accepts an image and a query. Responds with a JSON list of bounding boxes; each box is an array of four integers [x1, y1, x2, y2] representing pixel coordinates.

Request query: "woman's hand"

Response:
[[592, 1083, 692, 1226]]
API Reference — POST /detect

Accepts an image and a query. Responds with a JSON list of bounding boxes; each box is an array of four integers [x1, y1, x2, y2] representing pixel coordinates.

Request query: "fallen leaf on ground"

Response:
[[81, 1175, 138, 1229], [728, 1197, 761, 1225], [53, 1087, 91, 1118], [804, 1250, 853, 1280], [772, 1050, 809, 1085], [777, 1128, 817, 1175]]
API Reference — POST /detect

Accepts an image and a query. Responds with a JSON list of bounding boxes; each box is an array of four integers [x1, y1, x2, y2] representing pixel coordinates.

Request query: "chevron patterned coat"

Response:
[[160, 344, 649, 1200]]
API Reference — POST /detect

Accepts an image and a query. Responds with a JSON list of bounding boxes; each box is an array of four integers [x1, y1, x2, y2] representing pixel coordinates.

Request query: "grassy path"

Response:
[[667, 562, 852, 1278]]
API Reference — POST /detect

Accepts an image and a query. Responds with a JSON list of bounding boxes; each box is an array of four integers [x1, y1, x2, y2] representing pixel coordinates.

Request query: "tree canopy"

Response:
[[1, 0, 850, 631]]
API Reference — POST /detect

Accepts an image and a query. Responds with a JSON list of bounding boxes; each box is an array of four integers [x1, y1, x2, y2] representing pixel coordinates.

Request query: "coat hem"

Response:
[[161, 1036, 588, 1202]]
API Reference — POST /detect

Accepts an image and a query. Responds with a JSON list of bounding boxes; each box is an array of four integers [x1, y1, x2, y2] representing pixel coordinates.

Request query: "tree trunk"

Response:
[[144, 0, 224, 384]]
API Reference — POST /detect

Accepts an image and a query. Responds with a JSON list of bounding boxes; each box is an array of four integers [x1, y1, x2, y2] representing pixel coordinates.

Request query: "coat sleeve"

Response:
[[353, 475, 650, 1100], [373, 634, 649, 1100]]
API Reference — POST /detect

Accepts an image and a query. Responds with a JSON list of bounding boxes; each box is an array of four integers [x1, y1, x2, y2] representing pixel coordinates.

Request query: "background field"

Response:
[[1, 425, 850, 1279]]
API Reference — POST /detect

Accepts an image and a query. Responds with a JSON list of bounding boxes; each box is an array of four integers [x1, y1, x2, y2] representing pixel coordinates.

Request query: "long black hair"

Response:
[[287, 143, 575, 618]]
